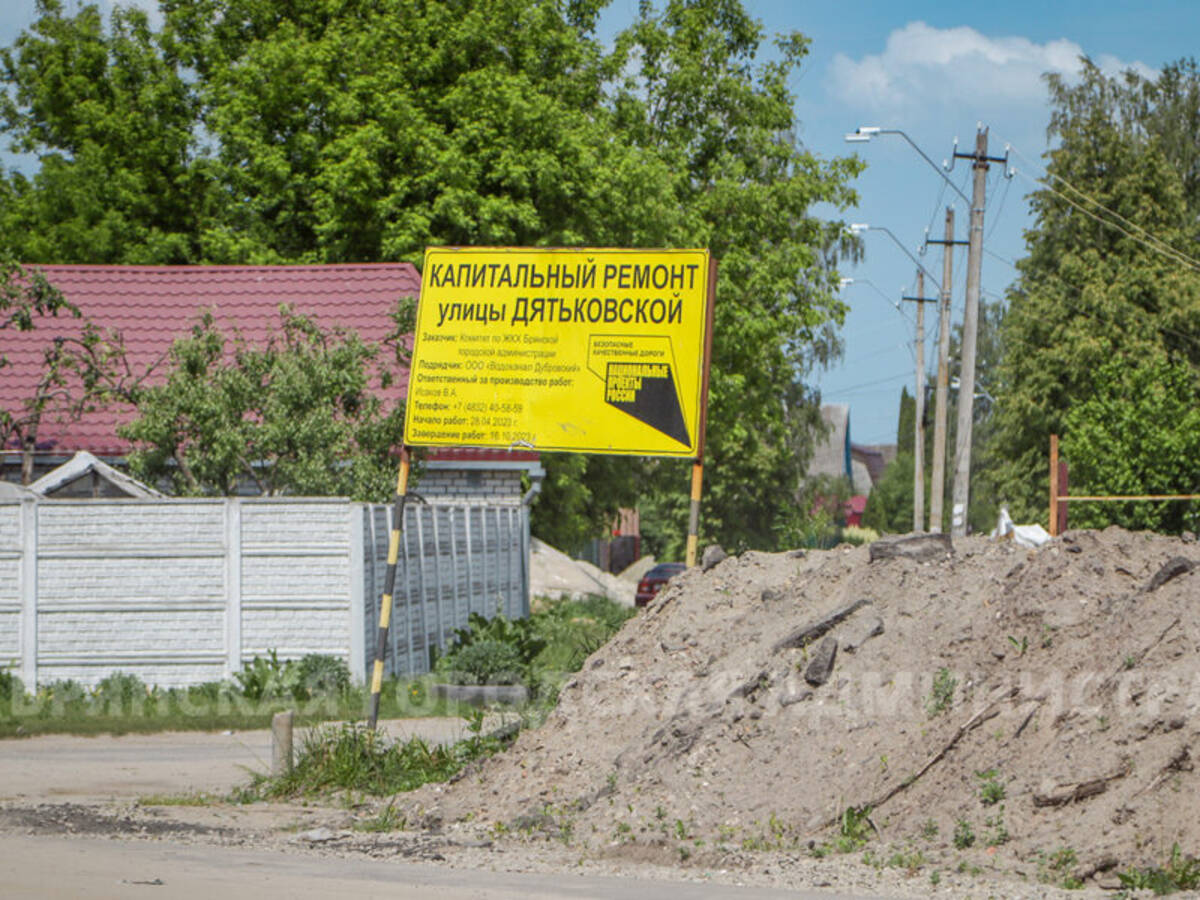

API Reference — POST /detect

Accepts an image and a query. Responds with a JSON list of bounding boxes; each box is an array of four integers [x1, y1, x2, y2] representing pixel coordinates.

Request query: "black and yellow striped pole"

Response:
[[686, 255, 717, 569], [367, 445, 411, 729], [685, 460, 704, 568]]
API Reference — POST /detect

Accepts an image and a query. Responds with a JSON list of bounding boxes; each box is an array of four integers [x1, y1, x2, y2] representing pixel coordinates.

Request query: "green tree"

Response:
[[1, 258, 77, 458], [1, 257, 134, 482], [0, 0, 209, 263], [861, 451, 915, 535], [985, 58, 1200, 525], [896, 386, 916, 456], [119, 306, 409, 498], [1061, 352, 1200, 532]]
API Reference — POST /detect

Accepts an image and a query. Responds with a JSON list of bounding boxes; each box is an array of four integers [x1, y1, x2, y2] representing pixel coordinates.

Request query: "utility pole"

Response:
[[950, 128, 1006, 537], [912, 272, 925, 533], [901, 274, 937, 533], [925, 207, 964, 532]]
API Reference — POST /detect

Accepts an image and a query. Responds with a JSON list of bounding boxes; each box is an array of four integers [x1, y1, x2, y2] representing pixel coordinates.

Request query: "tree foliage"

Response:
[[1, 258, 76, 449], [986, 58, 1200, 528], [1061, 351, 1200, 532], [2, 0, 860, 545], [1, 257, 134, 482], [119, 306, 409, 498], [861, 451, 914, 535]]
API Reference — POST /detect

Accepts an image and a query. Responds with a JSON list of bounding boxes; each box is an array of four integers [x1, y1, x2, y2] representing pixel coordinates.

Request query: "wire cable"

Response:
[[1003, 141, 1200, 274]]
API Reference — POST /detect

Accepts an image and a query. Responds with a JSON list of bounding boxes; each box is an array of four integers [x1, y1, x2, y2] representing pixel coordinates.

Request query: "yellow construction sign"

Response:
[[405, 247, 713, 457]]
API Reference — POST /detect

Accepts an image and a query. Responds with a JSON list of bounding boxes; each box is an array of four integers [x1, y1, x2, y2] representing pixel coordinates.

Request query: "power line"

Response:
[[1003, 141, 1200, 274], [829, 370, 912, 394], [984, 248, 1018, 270], [985, 172, 1013, 241]]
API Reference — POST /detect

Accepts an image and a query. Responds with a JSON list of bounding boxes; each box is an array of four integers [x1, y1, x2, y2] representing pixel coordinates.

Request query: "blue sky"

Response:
[[3, 1, 1197, 444]]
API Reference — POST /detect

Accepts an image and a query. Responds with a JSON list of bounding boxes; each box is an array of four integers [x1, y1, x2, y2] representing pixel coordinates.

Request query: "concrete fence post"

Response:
[[224, 499, 243, 679], [271, 710, 294, 776], [19, 498, 37, 689]]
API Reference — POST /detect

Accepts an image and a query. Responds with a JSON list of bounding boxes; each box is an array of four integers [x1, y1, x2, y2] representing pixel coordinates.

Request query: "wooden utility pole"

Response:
[[901, 275, 938, 532], [950, 128, 1004, 537], [927, 208, 957, 532], [912, 272, 926, 532]]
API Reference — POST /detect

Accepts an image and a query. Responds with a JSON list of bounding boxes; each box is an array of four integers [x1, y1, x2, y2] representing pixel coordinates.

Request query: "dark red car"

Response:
[[635, 562, 686, 607]]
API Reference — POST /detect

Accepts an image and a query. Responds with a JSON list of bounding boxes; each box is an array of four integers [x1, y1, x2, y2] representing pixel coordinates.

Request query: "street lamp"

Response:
[[838, 277, 908, 318], [844, 126, 971, 205], [848, 224, 941, 292]]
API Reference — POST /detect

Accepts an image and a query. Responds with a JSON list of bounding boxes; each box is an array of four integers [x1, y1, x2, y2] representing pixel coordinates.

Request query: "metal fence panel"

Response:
[[362, 500, 529, 680]]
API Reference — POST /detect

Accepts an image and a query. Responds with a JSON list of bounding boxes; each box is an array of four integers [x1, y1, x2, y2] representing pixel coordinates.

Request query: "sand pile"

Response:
[[408, 527, 1200, 888], [529, 538, 637, 607]]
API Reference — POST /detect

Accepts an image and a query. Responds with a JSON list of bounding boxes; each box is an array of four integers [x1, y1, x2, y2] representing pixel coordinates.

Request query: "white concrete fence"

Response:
[[0, 497, 529, 688]]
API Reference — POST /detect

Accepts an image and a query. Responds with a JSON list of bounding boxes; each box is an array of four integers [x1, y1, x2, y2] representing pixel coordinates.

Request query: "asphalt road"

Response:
[[0, 834, 887, 900]]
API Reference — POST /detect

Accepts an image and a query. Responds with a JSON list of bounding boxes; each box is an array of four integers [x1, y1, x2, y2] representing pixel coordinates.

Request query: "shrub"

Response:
[[437, 639, 526, 685], [0, 670, 24, 715], [295, 654, 352, 700], [235, 650, 300, 702], [841, 525, 880, 546]]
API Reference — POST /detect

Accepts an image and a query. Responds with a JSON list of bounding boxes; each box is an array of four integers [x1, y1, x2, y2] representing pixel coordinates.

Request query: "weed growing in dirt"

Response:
[[1007, 635, 1028, 656], [887, 847, 927, 875], [1117, 843, 1200, 895], [920, 818, 939, 840], [929, 869, 941, 886], [953, 818, 976, 849], [984, 806, 1010, 847], [355, 801, 405, 832], [740, 813, 793, 851], [976, 769, 1006, 805], [837, 805, 874, 852], [1037, 847, 1081, 889], [927, 668, 957, 717], [242, 710, 512, 799]]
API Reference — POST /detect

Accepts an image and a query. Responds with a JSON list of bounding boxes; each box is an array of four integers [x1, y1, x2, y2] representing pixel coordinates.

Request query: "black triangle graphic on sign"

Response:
[[604, 362, 690, 447]]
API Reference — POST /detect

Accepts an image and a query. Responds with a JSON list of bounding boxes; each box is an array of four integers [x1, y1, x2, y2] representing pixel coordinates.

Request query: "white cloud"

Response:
[[827, 22, 1156, 115]]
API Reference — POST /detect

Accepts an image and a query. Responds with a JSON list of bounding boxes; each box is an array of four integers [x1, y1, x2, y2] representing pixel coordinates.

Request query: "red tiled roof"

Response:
[[2, 264, 420, 456]]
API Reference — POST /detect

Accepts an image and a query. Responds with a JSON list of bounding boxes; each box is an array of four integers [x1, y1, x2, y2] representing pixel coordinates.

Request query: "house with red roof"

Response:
[[1, 264, 541, 498]]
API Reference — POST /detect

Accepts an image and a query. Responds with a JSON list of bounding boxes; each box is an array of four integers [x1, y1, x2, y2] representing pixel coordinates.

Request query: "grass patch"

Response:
[[241, 711, 514, 800], [0, 675, 463, 739]]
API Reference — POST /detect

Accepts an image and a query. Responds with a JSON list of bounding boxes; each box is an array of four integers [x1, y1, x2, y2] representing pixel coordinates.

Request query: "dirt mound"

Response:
[[407, 527, 1200, 887], [530, 538, 636, 607]]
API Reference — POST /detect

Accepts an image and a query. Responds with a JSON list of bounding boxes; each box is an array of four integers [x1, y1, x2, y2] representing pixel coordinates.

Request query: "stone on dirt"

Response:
[[841, 616, 884, 653], [701, 544, 727, 571], [803, 636, 838, 686], [1143, 555, 1196, 592], [771, 597, 872, 652], [868, 532, 953, 563]]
